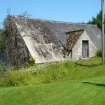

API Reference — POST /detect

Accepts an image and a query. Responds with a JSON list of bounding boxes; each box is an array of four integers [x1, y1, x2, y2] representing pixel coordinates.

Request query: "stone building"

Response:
[[5, 16, 101, 66]]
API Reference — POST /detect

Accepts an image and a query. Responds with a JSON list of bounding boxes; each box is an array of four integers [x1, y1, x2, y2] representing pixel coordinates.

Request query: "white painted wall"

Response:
[[72, 31, 97, 61]]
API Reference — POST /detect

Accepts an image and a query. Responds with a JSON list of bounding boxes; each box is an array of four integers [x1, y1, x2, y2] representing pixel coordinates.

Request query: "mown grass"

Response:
[[0, 78, 105, 105]]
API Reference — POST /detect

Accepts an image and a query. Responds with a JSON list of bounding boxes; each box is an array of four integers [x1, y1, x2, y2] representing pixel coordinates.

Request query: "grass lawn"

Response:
[[0, 78, 105, 105], [0, 57, 105, 105]]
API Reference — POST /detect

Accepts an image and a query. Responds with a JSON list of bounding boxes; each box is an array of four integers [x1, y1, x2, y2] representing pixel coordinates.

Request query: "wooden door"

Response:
[[82, 40, 89, 58]]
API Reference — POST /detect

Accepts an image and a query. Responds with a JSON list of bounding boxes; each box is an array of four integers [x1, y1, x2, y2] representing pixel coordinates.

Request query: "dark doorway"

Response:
[[82, 40, 89, 58]]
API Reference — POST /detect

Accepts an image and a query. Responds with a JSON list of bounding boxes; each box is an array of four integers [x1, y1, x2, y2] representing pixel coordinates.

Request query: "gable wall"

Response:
[[72, 31, 97, 60]]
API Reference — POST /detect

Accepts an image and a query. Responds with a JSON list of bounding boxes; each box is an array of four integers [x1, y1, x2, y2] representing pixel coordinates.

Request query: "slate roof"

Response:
[[6, 16, 101, 48]]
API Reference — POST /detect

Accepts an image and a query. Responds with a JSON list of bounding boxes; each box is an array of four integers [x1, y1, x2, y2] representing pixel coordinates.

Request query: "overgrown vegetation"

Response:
[[96, 49, 102, 57], [0, 57, 104, 87], [26, 57, 35, 67]]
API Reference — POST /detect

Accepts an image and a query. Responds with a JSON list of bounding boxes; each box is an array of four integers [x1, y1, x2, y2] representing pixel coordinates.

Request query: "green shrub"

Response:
[[25, 57, 35, 67], [96, 49, 102, 57]]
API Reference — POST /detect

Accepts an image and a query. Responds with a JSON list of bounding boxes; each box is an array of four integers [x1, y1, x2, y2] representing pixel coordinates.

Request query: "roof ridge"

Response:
[[7, 15, 88, 25]]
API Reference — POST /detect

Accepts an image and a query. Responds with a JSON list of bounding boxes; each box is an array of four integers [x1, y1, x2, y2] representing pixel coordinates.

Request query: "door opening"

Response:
[[82, 40, 89, 58]]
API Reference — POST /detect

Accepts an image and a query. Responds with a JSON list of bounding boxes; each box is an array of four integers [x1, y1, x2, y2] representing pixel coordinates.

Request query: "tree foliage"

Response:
[[88, 11, 102, 29]]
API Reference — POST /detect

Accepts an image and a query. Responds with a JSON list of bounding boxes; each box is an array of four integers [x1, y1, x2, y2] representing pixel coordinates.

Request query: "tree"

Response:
[[88, 11, 102, 29]]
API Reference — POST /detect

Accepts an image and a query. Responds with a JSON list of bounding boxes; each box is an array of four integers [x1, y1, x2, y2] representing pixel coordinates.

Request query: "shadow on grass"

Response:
[[75, 62, 102, 68], [82, 82, 105, 87]]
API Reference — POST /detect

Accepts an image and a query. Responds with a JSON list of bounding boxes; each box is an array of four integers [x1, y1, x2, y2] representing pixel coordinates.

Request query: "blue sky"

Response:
[[0, 0, 102, 26]]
